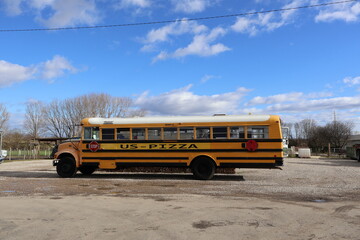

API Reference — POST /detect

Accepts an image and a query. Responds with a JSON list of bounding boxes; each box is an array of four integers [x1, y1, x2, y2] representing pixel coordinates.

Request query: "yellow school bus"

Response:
[[53, 114, 284, 180]]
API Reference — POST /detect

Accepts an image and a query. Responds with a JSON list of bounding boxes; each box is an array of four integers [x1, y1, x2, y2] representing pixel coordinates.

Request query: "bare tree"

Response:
[[291, 118, 354, 152], [0, 103, 9, 130], [24, 101, 46, 139], [294, 119, 317, 147], [308, 126, 328, 152], [43, 100, 69, 138], [2, 129, 31, 150], [324, 121, 354, 149], [43, 93, 145, 138]]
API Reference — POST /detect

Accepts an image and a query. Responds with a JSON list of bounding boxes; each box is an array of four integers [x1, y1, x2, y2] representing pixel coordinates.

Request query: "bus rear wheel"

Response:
[[191, 157, 216, 180], [56, 157, 77, 178], [79, 166, 97, 175]]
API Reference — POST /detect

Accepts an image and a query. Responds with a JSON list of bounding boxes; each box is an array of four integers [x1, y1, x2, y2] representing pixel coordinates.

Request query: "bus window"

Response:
[[196, 127, 210, 139], [148, 128, 161, 140], [102, 128, 115, 140], [180, 127, 194, 140], [133, 128, 145, 140], [247, 126, 268, 139], [84, 127, 100, 140], [117, 128, 130, 140], [213, 127, 227, 139], [230, 127, 245, 139], [164, 128, 177, 140]]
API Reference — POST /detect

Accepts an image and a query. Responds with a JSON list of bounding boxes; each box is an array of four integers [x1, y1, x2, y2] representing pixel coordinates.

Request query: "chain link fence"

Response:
[[3, 148, 52, 161]]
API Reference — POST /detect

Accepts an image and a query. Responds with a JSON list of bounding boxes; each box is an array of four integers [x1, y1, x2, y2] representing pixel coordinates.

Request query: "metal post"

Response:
[[0, 129, 3, 153], [0, 129, 3, 159]]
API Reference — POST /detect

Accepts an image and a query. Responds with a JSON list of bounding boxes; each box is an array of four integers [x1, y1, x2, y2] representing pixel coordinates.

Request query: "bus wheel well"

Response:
[[190, 155, 216, 167], [58, 153, 75, 161]]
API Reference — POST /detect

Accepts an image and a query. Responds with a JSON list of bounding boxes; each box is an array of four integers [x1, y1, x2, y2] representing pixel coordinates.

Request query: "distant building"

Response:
[[346, 135, 360, 161]]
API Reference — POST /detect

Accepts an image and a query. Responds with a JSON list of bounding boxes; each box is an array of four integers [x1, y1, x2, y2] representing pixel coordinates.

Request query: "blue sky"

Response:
[[0, 0, 360, 131]]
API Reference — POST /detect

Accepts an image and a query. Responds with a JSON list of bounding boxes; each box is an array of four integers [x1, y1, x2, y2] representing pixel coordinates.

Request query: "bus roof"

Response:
[[82, 115, 279, 125]]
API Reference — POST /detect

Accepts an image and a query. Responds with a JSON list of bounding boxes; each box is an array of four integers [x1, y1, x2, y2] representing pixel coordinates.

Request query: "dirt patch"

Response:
[[0, 158, 359, 239]]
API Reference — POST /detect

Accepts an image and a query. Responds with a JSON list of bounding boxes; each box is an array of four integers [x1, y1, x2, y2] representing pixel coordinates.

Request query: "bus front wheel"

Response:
[[191, 157, 216, 180], [56, 157, 77, 178]]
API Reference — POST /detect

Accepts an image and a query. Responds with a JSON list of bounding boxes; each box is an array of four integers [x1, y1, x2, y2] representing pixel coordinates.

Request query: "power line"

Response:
[[0, 0, 358, 32]]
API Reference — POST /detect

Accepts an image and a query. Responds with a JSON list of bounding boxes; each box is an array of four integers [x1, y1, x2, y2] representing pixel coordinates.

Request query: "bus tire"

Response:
[[78, 166, 97, 175], [191, 157, 216, 180], [56, 157, 77, 178]]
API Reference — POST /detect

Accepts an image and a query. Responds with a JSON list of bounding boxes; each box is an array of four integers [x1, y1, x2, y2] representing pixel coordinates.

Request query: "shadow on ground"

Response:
[[0, 170, 245, 181]]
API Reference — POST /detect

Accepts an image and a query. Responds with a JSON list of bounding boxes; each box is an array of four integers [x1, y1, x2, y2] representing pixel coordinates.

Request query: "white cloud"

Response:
[[231, 12, 287, 36], [316, 2, 360, 23], [38, 0, 99, 27], [143, 20, 208, 44], [0, 56, 79, 88], [142, 20, 229, 61], [37, 55, 78, 80], [200, 74, 221, 83], [135, 85, 251, 115], [172, 0, 210, 13], [1, 0, 100, 27], [0, 60, 36, 87], [30, 0, 56, 9], [134, 83, 359, 128], [246, 91, 333, 106], [231, 0, 303, 36], [1, 0, 23, 16], [265, 96, 360, 112], [115, 0, 151, 9], [152, 27, 230, 62], [247, 92, 304, 105], [343, 76, 360, 86]]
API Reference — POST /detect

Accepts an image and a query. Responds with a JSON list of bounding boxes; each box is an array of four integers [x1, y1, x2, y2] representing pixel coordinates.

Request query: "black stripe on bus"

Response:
[[82, 149, 283, 153], [82, 139, 283, 144], [217, 157, 283, 161], [82, 157, 282, 161], [82, 157, 188, 160], [116, 162, 187, 168]]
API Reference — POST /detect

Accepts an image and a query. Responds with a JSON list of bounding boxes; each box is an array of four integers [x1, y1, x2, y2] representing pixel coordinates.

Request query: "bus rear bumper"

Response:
[[275, 159, 284, 166]]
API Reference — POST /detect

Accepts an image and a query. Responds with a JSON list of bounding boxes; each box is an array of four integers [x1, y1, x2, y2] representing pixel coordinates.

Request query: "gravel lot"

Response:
[[0, 157, 359, 239]]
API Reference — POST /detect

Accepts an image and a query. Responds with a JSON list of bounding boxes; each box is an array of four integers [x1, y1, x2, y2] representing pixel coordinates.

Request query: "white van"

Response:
[[0, 150, 7, 163]]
